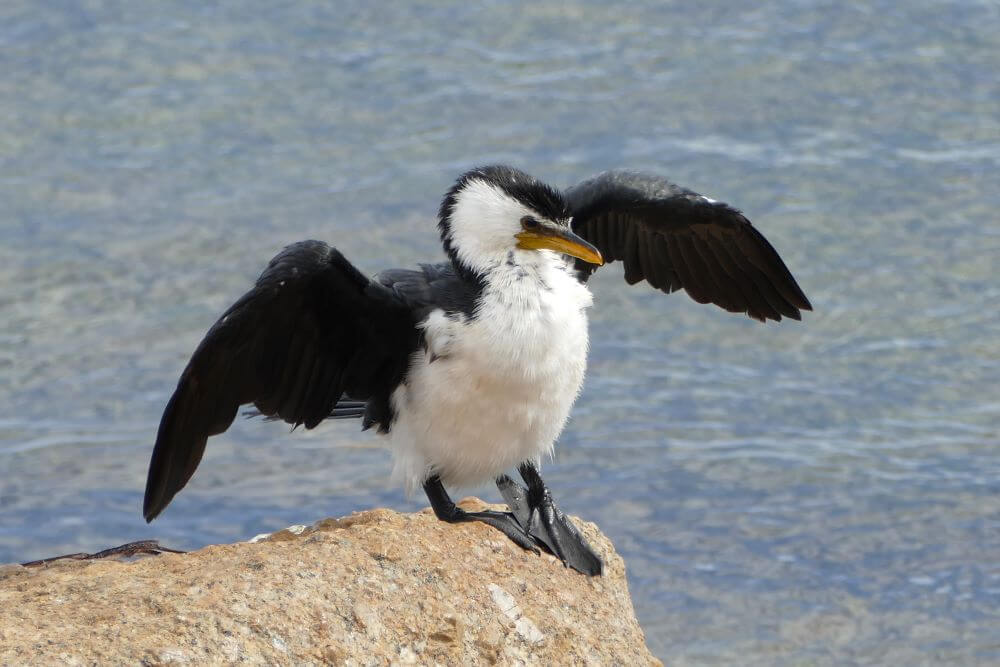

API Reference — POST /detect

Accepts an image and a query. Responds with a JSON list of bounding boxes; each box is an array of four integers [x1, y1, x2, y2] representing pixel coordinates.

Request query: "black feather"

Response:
[[143, 241, 421, 522], [565, 170, 811, 322]]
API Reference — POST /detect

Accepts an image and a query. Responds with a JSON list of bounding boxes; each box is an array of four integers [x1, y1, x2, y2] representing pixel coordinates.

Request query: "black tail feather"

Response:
[[243, 399, 366, 422]]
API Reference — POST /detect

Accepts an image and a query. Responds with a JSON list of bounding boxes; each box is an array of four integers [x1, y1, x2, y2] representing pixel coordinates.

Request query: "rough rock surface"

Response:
[[0, 499, 659, 665]]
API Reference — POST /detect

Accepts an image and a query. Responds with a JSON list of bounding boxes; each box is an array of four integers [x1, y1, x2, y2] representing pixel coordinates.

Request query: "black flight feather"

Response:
[[565, 170, 812, 322], [143, 241, 420, 522]]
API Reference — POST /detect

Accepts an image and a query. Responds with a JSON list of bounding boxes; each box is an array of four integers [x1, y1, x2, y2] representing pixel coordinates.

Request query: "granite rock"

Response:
[[0, 499, 659, 665]]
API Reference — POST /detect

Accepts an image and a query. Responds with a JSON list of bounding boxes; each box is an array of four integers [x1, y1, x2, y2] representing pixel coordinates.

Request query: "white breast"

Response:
[[387, 254, 593, 494]]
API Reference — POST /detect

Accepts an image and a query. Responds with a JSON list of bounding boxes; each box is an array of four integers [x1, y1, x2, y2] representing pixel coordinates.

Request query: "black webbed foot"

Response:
[[423, 475, 539, 554], [496, 464, 604, 576]]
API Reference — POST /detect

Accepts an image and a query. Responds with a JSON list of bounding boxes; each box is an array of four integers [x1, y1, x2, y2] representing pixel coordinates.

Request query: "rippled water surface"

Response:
[[2, 1, 999, 662]]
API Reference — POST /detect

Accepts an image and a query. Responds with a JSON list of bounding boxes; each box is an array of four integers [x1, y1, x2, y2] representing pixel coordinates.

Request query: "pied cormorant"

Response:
[[143, 166, 811, 575]]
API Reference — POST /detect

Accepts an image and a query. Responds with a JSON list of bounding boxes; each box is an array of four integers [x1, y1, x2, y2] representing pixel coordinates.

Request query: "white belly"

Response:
[[387, 258, 593, 493]]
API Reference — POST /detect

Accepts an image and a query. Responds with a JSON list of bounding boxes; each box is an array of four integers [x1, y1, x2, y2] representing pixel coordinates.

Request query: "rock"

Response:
[[0, 499, 659, 665]]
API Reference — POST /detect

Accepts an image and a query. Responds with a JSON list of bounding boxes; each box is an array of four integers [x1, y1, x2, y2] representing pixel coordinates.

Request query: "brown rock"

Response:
[[0, 500, 659, 665]]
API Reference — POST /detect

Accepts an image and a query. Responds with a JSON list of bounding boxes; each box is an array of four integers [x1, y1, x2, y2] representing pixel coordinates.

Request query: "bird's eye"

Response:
[[521, 216, 540, 229]]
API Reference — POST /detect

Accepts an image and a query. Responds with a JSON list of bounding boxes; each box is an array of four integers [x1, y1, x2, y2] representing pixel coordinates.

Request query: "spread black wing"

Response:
[[143, 240, 420, 521], [566, 171, 812, 322]]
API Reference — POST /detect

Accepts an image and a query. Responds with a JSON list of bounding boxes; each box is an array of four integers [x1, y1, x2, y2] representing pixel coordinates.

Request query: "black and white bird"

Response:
[[143, 166, 811, 575]]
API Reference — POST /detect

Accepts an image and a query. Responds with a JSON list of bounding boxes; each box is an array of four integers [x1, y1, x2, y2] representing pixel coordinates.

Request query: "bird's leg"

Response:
[[496, 462, 603, 576], [423, 475, 539, 554]]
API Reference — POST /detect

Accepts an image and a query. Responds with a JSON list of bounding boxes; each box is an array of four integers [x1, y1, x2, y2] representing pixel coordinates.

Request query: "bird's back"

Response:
[[374, 262, 482, 321]]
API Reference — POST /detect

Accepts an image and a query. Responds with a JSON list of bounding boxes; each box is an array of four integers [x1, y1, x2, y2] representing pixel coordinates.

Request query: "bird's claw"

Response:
[[496, 475, 603, 576]]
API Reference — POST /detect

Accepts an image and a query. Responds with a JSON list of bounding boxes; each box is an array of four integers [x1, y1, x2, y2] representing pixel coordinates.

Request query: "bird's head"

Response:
[[438, 165, 603, 279]]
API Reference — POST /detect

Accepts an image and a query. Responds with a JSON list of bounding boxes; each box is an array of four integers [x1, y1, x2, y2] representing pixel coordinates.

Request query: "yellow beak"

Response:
[[515, 227, 604, 266]]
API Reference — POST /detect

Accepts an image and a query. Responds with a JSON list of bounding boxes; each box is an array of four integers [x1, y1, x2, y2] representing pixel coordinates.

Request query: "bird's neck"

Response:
[[475, 250, 591, 317]]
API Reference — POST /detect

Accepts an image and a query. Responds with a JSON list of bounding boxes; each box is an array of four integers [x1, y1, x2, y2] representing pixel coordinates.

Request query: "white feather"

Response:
[[445, 178, 535, 274], [388, 250, 593, 494]]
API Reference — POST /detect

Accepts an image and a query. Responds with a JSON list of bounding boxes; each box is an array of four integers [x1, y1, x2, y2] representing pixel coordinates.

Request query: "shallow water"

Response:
[[2, 1, 999, 662]]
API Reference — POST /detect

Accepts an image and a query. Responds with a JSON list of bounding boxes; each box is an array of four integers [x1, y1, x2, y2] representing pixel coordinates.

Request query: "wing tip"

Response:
[[141, 449, 199, 524], [783, 291, 813, 320], [142, 490, 164, 523], [142, 468, 174, 522], [748, 298, 813, 323]]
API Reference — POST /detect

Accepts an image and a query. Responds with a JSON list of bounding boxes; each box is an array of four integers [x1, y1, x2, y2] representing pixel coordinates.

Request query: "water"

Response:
[[2, 1, 998, 662]]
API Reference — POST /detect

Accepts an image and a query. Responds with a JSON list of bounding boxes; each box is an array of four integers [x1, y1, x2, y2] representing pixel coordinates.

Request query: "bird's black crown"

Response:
[[439, 165, 569, 226]]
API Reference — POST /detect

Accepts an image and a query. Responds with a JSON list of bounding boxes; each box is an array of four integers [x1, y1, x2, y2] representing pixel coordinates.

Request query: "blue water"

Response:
[[2, 1, 999, 662]]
